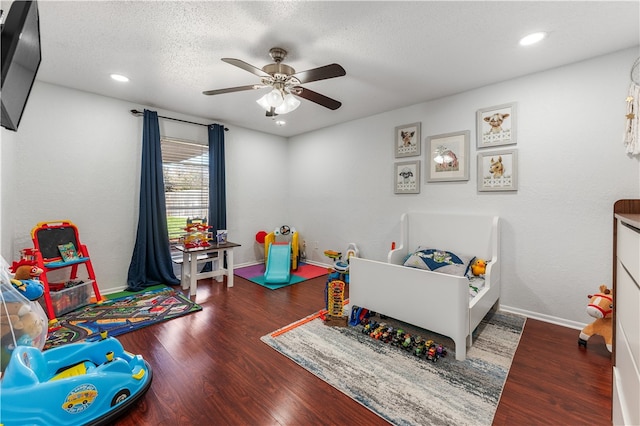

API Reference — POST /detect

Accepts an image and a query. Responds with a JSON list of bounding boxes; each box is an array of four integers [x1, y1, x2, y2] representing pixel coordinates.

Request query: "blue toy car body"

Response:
[[0, 337, 152, 425]]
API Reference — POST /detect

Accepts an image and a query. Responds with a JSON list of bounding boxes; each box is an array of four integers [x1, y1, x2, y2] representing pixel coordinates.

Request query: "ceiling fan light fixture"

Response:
[[257, 88, 285, 111], [275, 93, 301, 115]]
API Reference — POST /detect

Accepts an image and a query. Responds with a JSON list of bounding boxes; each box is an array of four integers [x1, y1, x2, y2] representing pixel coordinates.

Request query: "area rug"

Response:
[[261, 309, 525, 426], [44, 285, 201, 349], [234, 262, 328, 289]]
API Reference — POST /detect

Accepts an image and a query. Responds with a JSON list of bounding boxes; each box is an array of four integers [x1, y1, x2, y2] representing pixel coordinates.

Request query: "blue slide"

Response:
[[264, 242, 291, 284]]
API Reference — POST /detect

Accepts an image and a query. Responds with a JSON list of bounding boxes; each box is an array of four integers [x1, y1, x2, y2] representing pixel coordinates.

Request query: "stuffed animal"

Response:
[[9, 260, 44, 301], [578, 284, 613, 352], [1, 308, 47, 371], [471, 258, 486, 276]]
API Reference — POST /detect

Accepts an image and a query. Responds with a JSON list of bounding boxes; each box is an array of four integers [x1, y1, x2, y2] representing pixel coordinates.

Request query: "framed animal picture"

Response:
[[476, 102, 517, 148], [477, 149, 518, 192], [394, 160, 420, 194], [426, 130, 470, 182], [394, 122, 421, 157]]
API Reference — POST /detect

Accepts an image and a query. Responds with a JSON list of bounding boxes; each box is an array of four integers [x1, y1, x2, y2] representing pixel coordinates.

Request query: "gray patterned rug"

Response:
[[261, 309, 525, 426]]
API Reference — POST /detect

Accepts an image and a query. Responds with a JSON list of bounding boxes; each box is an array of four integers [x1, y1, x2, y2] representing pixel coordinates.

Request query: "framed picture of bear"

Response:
[[426, 130, 470, 182], [477, 149, 518, 192], [394, 122, 421, 158], [476, 102, 517, 148], [394, 160, 421, 194]]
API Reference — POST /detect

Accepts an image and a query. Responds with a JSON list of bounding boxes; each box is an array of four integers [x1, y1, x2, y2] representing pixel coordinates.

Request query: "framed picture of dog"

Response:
[[477, 149, 518, 192], [476, 102, 517, 148], [394, 160, 421, 194], [394, 122, 421, 158], [426, 130, 470, 182]]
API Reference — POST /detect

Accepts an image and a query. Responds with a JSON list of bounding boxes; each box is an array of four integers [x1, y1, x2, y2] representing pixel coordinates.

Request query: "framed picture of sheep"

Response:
[[394, 122, 421, 157], [476, 102, 517, 148], [477, 149, 518, 192], [394, 160, 421, 194], [426, 130, 470, 182]]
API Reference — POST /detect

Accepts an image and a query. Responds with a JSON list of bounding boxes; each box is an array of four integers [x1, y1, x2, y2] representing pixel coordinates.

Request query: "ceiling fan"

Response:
[[202, 47, 346, 116]]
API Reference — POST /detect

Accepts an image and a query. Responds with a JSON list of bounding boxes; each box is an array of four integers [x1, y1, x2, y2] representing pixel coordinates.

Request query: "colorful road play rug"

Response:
[[44, 285, 201, 349], [234, 262, 328, 289], [262, 310, 525, 426]]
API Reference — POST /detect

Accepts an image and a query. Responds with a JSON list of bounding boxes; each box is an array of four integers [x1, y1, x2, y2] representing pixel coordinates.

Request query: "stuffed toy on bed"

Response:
[[470, 258, 486, 276], [578, 284, 613, 352]]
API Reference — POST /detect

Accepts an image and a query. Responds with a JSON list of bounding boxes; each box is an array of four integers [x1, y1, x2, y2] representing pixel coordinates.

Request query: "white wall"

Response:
[[288, 47, 640, 325], [2, 48, 638, 326], [0, 82, 289, 293]]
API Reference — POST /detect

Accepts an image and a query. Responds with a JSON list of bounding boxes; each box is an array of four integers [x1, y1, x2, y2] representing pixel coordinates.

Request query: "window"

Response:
[[161, 137, 208, 245]]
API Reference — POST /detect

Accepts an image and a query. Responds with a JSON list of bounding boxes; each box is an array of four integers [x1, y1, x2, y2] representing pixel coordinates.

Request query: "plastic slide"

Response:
[[264, 242, 291, 284]]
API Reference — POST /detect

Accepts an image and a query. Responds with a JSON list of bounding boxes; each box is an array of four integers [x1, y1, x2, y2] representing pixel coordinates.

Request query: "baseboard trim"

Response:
[[500, 304, 587, 330]]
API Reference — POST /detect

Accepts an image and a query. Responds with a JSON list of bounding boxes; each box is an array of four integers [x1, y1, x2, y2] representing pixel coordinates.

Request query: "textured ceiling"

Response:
[[3, 1, 639, 137]]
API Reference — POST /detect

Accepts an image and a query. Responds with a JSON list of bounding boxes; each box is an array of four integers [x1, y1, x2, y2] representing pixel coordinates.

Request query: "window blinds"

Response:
[[161, 137, 209, 241]]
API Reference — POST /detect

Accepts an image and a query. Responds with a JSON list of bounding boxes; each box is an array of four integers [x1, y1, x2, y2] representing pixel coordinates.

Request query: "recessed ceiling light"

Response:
[[275, 120, 286, 126], [110, 73, 130, 82], [519, 32, 547, 46]]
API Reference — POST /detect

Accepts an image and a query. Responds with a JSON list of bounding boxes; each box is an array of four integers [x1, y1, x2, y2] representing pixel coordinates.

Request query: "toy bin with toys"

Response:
[[43, 280, 94, 317]]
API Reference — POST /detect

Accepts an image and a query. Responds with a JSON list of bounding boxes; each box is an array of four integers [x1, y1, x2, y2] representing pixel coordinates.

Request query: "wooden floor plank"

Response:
[[109, 275, 611, 426]]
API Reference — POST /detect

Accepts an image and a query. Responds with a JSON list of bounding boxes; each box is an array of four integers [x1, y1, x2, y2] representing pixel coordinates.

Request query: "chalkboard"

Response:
[[34, 226, 80, 260]]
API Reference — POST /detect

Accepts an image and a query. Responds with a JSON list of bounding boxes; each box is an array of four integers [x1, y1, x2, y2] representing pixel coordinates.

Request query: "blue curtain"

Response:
[[127, 109, 179, 291], [208, 124, 226, 233]]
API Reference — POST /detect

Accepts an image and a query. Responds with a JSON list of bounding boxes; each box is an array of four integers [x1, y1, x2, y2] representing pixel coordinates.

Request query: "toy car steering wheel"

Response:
[[279, 225, 291, 235]]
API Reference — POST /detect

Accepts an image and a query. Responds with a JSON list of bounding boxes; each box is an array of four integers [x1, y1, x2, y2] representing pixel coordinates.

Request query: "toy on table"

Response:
[[470, 258, 487, 276], [578, 284, 613, 352], [9, 259, 44, 301], [182, 222, 213, 249]]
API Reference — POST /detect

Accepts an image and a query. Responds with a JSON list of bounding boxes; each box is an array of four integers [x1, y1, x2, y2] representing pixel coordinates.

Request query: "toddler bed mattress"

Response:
[[401, 246, 486, 301]]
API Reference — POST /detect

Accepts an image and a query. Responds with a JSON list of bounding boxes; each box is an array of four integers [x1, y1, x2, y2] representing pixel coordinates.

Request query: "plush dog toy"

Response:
[[578, 284, 613, 352], [9, 260, 44, 301]]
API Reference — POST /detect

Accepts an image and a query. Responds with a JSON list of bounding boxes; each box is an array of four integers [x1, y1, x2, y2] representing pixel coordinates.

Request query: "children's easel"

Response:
[[27, 220, 103, 329]]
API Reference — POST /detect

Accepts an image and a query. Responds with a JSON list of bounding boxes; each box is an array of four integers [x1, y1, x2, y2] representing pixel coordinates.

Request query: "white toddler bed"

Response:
[[349, 212, 501, 361]]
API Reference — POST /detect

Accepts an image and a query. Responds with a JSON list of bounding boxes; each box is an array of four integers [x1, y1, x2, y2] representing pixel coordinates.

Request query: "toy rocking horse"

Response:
[[578, 284, 613, 352]]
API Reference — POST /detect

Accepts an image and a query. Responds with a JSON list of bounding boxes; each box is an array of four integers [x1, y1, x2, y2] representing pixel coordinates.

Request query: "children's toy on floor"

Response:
[[324, 280, 347, 327], [578, 284, 613, 352], [263, 225, 300, 284], [324, 243, 359, 283], [0, 333, 152, 426], [1, 259, 48, 373]]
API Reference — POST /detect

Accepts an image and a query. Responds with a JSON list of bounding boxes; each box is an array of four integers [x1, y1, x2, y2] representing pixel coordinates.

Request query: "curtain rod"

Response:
[[130, 109, 229, 131]]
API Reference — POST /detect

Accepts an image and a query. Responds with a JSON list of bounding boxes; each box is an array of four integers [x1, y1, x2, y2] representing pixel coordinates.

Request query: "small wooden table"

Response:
[[175, 242, 241, 296]]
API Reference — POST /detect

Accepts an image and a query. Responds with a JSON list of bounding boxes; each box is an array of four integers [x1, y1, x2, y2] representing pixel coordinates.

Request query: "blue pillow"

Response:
[[403, 248, 474, 277]]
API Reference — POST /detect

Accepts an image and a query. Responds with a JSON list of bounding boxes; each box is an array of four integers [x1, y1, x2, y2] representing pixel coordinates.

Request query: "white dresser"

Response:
[[613, 212, 640, 426]]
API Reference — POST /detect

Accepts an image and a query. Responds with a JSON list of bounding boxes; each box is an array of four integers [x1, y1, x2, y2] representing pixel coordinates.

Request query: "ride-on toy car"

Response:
[[0, 336, 152, 425]]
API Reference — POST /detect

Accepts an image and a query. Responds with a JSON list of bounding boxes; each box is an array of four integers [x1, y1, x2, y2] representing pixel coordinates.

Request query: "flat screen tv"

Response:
[[1, 0, 42, 132]]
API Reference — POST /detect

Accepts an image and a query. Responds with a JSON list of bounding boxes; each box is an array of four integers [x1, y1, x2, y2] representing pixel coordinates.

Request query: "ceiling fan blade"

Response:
[[292, 63, 346, 84], [222, 58, 270, 78], [202, 84, 265, 96], [294, 87, 342, 110]]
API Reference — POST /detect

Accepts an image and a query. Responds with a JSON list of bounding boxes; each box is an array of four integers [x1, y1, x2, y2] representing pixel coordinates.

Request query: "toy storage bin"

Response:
[[43, 280, 94, 317]]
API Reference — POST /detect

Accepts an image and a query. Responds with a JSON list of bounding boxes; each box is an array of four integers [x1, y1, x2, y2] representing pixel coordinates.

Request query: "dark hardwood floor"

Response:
[[112, 274, 612, 426]]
